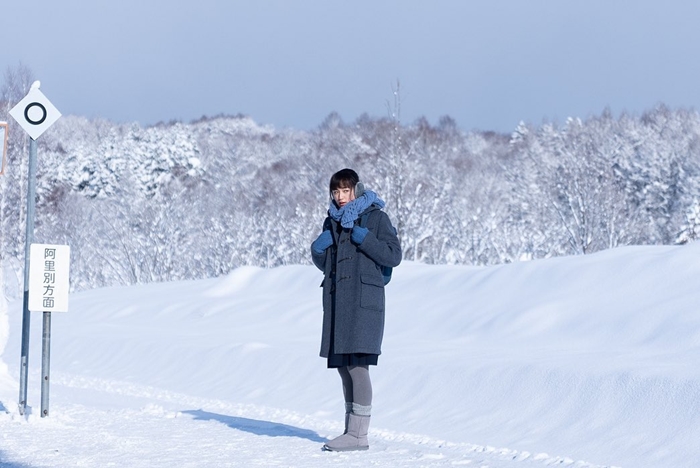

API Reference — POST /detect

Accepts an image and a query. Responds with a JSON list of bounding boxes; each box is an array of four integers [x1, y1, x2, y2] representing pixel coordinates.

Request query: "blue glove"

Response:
[[351, 226, 369, 245], [312, 230, 333, 254]]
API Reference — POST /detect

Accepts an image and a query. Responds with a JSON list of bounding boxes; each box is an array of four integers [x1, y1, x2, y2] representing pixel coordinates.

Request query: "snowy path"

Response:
[[1, 373, 608, 468]]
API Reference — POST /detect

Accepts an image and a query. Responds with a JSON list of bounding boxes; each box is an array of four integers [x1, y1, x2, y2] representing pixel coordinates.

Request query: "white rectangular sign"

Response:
[[28, 244, 70, 312]]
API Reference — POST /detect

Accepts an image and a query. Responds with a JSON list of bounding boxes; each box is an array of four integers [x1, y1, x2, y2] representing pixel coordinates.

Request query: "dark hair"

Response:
[[329, 168, 360, 194]]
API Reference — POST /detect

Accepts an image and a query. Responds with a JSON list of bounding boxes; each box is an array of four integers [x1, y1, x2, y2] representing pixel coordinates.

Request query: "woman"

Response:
[[311, 168, 402, 451]]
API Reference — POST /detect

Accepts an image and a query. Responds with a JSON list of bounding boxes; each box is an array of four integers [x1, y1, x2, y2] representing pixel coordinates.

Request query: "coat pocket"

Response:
[[360, 274, 384, 311]]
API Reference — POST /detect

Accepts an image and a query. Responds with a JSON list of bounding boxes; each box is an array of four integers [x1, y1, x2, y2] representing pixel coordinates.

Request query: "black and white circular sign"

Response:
[[9, 88, 61, 140]]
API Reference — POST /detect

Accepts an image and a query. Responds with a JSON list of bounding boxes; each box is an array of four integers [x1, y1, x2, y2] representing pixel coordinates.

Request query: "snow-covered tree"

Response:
[[4, 66, 700, 292]]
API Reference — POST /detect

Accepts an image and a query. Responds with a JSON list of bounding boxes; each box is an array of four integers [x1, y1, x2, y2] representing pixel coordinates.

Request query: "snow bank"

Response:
[[1, 242, 699, 467], [0, 267, 16, 412]]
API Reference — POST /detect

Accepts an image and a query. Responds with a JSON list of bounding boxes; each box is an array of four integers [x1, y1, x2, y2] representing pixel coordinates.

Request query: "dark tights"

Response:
[[337, 365, 372, 407]]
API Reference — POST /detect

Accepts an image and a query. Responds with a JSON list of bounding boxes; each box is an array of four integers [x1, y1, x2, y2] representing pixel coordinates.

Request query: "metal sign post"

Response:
[[18, 137, 37, 415], [28, 243, 70, 418], [41, 311, 51, 416], [28, 244, 70, 418], [9, 81, 62, 416]]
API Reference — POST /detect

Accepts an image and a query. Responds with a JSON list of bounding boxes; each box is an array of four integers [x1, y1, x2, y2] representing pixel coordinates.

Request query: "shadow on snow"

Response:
[[1, 402, 32, 467], [0, 451, 35, 468], [182, 409, 328, 443], [0, 402, 36, 467]]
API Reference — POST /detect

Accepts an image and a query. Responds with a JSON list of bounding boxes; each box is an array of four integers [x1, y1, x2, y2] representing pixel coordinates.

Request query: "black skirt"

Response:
[[327, 352, 379, 368]]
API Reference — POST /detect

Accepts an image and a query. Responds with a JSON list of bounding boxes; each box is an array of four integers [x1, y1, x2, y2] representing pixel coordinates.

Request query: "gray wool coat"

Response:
[[311, 204, 402, 358]]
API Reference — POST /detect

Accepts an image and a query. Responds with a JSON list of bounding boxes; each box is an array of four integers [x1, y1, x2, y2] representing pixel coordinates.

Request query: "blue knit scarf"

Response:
[[328, 190, 385, 229]]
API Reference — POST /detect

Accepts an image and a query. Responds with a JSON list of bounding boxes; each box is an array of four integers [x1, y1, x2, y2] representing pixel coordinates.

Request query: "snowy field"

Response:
[[2, 242, 700, 467]]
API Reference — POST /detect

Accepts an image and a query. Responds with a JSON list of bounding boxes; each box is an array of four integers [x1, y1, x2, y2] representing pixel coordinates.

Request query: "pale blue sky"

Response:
[[3, 1, 700, 132]]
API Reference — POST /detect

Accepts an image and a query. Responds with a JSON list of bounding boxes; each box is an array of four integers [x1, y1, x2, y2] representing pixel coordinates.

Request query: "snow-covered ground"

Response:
[[2, 242, 700, 467]]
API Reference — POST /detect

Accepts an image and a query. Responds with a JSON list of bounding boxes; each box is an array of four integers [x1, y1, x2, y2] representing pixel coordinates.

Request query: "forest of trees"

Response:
[[2, 65, 700, 294]]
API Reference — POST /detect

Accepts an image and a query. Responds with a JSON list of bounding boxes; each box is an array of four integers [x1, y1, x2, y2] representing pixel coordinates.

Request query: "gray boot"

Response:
[[343, 402, 352, 434], [323, 413, 370, 452]]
